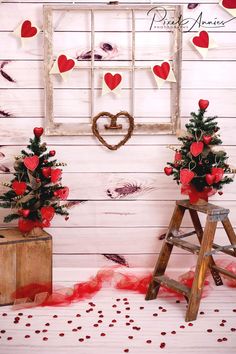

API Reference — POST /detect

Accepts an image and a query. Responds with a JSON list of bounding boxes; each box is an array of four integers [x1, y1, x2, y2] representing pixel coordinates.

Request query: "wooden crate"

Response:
[[0, 228, 52, 306]]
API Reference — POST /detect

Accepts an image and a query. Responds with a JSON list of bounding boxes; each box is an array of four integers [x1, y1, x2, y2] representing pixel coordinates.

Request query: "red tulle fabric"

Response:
[[181, 184, 216, 203], [11, 260, 236, 310]]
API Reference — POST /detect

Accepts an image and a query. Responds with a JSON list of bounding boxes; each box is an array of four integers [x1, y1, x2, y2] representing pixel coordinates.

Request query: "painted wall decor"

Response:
[[43, 4, 182, 137]]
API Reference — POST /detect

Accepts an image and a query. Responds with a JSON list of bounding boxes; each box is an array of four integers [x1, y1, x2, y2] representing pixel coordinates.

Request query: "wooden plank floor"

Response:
[[0, 268, 235, 354]]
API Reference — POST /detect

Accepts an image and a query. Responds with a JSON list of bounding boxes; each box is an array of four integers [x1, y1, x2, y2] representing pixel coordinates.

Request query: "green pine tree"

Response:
[[164, 100, 234, 198], [0, 128, 69, 230]]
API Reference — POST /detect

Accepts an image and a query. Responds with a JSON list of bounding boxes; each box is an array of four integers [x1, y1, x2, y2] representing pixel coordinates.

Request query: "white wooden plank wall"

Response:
[[0, 0, 236, 269]]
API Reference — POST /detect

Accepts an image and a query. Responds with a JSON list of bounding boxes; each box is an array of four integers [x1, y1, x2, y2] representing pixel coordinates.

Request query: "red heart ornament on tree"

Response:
[[203, 135, 212, 145], [206, 174, 215, 185], [164, 167, 173, 176], [42, 167, 51, 178], [153, 62, 170, 80], [175, 151, 182, 161], [222, 0, 236, 9], [49, 150, 56, 157], [57, 55, 75, 73], [51, 169, 62, 183], [199, 99, 209, 110], [24, 155, 39, 171], [190, 142, 204, 157], [54, 187, 69, 200], [12, 181, 27, 195], [211, 167, 224, 183], [192, 31, 209, 48], [33, 127, 44, 138], [21, 20, 38, 38], [18, 219, 37, 233], [41, 206, 55, 221], [180, 169, 195, 185], [21, 209, 30, 218], [104, 73, 122, 90]]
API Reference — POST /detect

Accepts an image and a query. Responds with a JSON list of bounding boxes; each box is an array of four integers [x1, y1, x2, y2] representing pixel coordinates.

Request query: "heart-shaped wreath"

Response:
[[92, 111, 134, 150]]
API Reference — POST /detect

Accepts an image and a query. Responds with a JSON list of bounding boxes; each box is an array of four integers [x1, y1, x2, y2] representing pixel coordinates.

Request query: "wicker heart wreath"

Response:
[[92, 111, 134, 150]]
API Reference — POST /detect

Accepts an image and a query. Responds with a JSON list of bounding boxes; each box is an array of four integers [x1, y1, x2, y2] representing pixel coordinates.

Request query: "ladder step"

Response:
[[154, 275, 191, 298], [211, 265, 236, 280], [167, 237, 200, 254]]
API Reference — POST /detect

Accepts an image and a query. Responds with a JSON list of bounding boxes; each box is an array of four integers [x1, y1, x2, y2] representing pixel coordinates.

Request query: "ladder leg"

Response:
[[145, 204, 185, 301], [185, 218, 217, 322], [189, 209, 223, 286], [222, 217, 236, 257]]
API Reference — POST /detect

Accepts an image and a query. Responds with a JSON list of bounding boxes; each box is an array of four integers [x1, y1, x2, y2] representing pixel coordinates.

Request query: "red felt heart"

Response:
[[54, 187, 69, 200], [49, 150, 56, 157], [206, 174, 215, 185], [164, 166, 173, 176], [33, 127, 44, 138], [211, 167, 224, 183], [190, 142, 204, 157], [199, 99, 209, 110], [104, 73, 122, 90], [42, 167, 51, 178], [20, 209, 30, 218], [192, 31, 209, 48], [57, 55, 75, 73], [180, 169, 195, 185], [24, 155, 39, 171], [153, 62, 170, 80], [175, 151, 182, 161], [18, 219, 38, 233], [51, 169, 62, 183], [222, 0, 236, 9], [203, 135, 212, 145], [12, 181, 27, 195], [41, 206, 55, 221], [21, 20, 38, 38]]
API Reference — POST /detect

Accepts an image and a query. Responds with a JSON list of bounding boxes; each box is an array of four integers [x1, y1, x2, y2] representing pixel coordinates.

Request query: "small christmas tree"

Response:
[[0, 127, 69, 235], [164, 99, 234, 204]]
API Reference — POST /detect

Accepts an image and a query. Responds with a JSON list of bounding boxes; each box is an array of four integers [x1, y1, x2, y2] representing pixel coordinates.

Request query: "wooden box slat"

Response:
[[0, 228, 52, 306]]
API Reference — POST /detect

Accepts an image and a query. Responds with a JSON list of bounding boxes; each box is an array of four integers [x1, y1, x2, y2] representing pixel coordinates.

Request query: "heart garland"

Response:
[[104, 73, 122, 91], [222, 0, 236, 8], [153, 62, 170, 80], [21, 20, 38, 38], [58, 55, 75, 73], [92, 111, 134, 150], [193, 31, 209, 48], [191, 30, 216, 58], [13, 20, 40, 45], [220, 0, 236, 16], [50, 54, 76, 80], [152, 61, 176, 88]]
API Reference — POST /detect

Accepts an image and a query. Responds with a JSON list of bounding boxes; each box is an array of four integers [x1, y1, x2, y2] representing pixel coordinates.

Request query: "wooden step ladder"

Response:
[[145, 200, 236, 322]]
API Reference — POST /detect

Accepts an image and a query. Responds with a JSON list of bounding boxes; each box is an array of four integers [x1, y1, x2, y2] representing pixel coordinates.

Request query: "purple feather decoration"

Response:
[[103, 254, 129, 267]]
